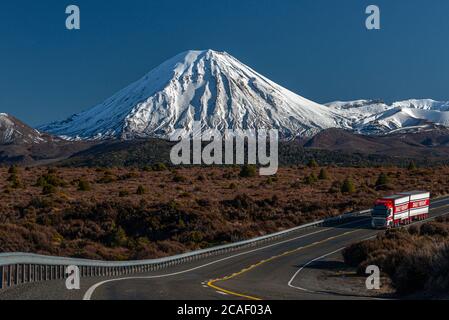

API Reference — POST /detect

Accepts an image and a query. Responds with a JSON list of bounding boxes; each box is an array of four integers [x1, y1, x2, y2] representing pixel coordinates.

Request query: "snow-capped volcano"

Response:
[[38, 50, 449, 139], [39, 50, 346, 140]]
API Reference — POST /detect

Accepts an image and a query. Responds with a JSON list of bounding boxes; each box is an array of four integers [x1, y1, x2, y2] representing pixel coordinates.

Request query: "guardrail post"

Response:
[[0, 266, 3, 289], [30, 265, 35, 282], [14, 264, 19, 286], [26, 264, 30, 283], [7, 265, 11, 287], [20, 264, 25, 284]]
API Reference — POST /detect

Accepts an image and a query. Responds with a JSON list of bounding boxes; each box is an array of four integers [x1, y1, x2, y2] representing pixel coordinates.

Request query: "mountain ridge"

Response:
[[38, 49, 348, 140]]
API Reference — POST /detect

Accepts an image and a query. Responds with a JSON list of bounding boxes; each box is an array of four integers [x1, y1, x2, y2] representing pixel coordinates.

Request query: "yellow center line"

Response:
[[207, 229, 361, 300], [207, 202, 449, 300]]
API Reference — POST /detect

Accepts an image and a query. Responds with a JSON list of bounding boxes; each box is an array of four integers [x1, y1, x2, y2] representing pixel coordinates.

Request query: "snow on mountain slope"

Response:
[[326, 99, 449, 135], [39, 50, 346, 140], [0, 113, 48, 144], [392, 99, 449, 111]]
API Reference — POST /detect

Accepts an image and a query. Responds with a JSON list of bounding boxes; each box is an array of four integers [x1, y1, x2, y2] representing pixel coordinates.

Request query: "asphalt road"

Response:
[[3, 196, 449, 300]]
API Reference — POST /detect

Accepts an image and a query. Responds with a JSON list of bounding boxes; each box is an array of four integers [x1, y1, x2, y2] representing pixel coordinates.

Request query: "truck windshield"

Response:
[[372, 205, 390, 217]]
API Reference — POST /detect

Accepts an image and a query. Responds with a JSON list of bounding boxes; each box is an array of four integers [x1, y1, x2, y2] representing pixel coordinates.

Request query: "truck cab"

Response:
[[371, 198, 394, 229]]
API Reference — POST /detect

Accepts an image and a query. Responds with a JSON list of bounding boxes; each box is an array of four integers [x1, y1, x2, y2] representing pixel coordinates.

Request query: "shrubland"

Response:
[[0, 165, 448, 260]]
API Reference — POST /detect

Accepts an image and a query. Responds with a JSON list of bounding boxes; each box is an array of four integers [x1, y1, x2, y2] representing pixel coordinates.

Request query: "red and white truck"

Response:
[[371, 191, 430, 229]]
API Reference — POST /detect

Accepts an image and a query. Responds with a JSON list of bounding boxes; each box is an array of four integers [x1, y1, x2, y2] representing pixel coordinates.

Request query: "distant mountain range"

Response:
[[326, 99, 449, 135], [2, 49, 449, 165]]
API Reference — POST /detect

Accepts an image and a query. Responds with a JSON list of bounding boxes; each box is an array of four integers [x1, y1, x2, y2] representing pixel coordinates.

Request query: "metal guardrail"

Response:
[[0, 209, 371, 290]]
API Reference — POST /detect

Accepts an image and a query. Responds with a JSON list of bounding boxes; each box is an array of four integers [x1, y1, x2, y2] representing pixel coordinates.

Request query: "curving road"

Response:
[[85, 196, 449, 300], [3, 197, 449, 300]]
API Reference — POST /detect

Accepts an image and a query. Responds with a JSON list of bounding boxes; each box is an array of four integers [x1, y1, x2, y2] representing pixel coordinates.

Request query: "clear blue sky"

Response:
[[1, 0, 448, 126]]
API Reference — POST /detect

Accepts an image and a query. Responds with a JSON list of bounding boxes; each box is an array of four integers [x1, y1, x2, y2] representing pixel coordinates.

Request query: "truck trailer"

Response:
[[371, 191, 430, 229]]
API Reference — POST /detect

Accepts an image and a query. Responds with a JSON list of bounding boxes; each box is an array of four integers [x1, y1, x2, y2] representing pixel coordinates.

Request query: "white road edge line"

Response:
[[287, 234, 379, 296], [287, 210, 449, 297], [288, 247, 346, 293], [82, 218, 368, 300]]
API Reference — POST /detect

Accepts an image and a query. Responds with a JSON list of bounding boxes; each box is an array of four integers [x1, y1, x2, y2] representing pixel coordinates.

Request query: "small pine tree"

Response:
[[341, 178, 356, 193], [318, 168, 329, 180], [229, 182, 237, 190], [112, 227, 128, 247], [304, 173, 318, 185], [375, 173, 390, 187], [239, 165, 257, 178], [119, 190, 130, 197], [152, 163, 168, 172], [136, 185, 146, 195], [42, 184, 57, 195], [8, 165, 18, 175], [328, 181, 342, 194], [9, 173, 22, 189], [78, 179, 91, 191], [307, 159, 319, 168], [407, 161, 417, 171]]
